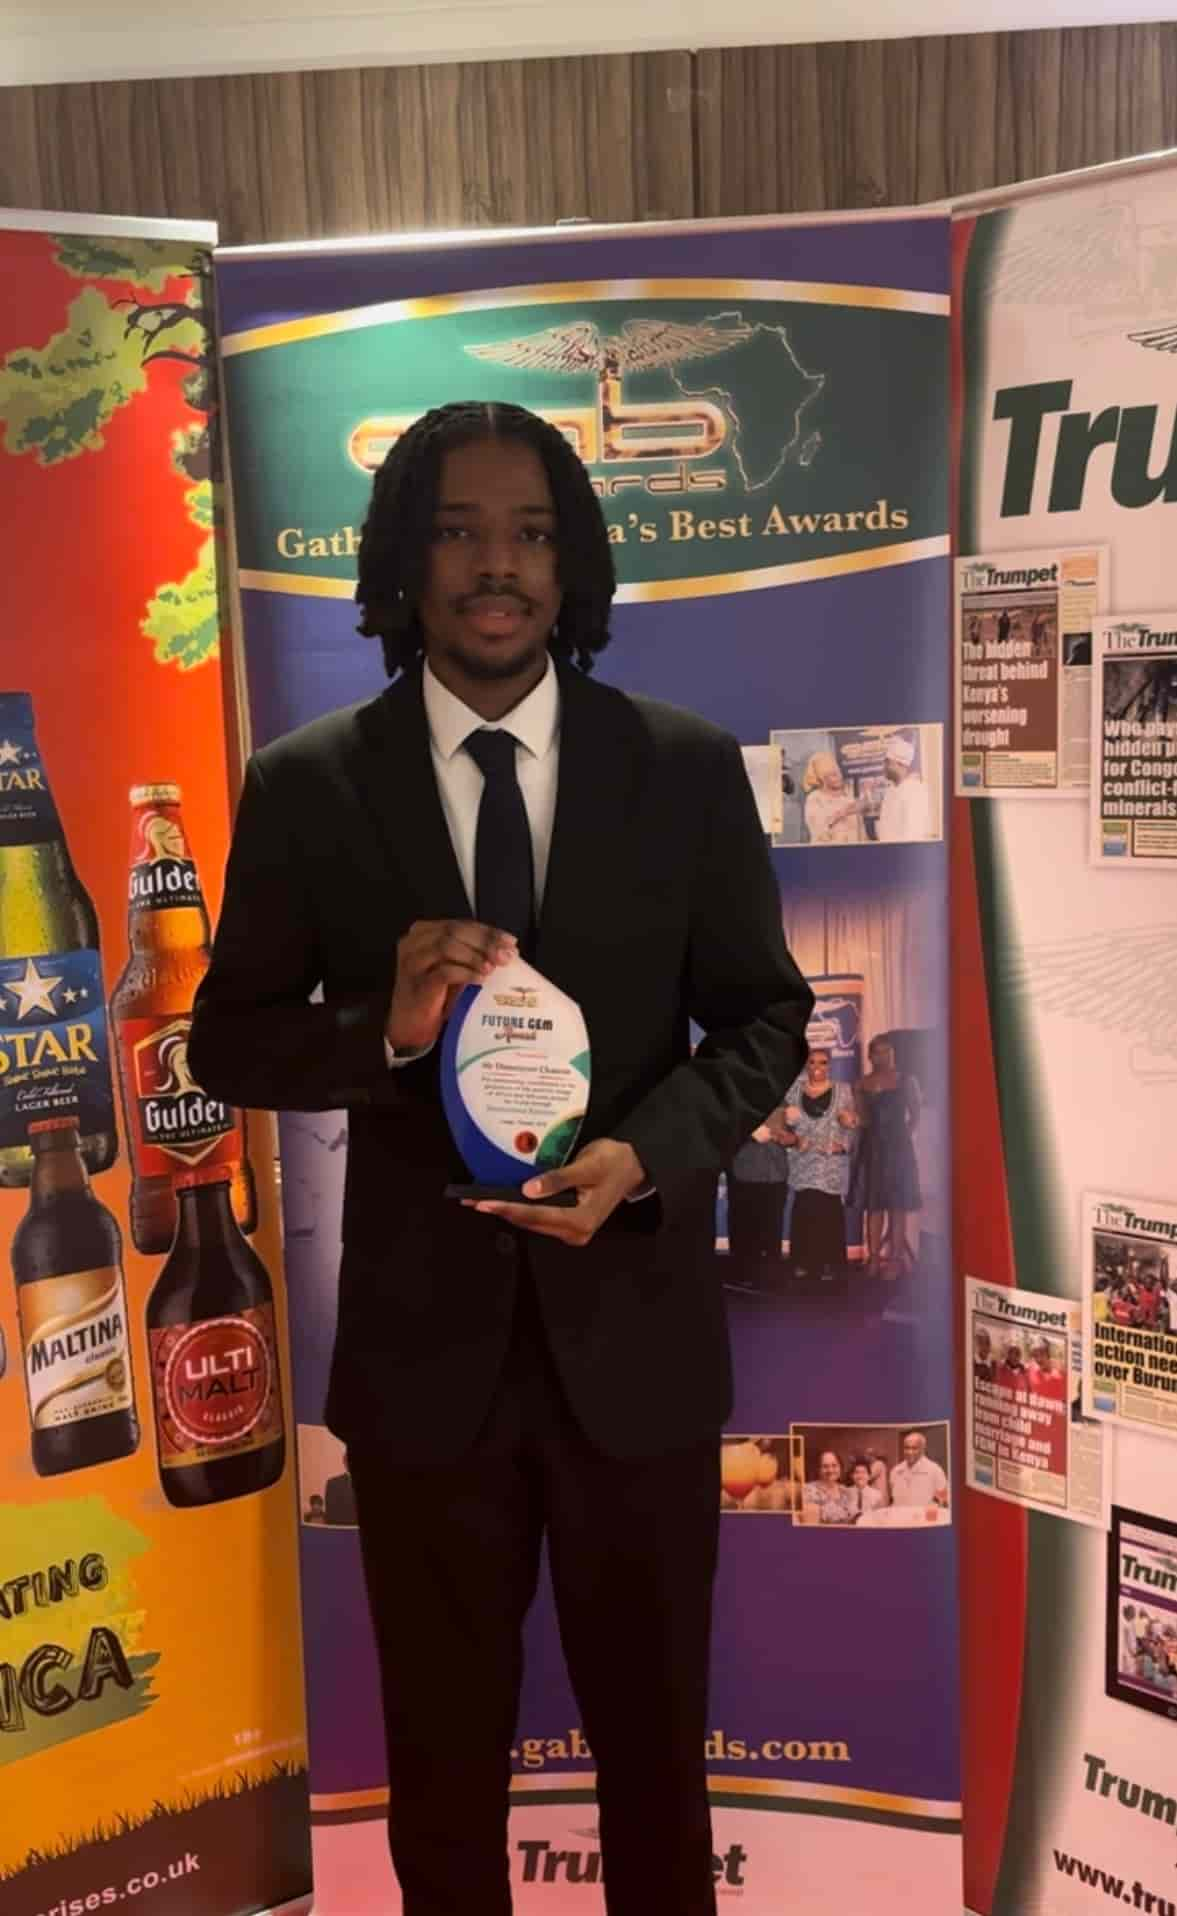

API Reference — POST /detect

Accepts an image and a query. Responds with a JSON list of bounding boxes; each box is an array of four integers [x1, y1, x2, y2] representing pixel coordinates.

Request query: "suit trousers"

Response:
[[348, 1241, 721, 1916]]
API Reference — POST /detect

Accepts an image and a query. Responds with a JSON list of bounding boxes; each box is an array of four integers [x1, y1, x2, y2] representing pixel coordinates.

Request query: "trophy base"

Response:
[[445, 1182, 578, 1207]]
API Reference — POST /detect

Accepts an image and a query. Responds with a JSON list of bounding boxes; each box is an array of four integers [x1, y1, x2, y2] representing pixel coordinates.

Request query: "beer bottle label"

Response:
[[0, 949, 115, 1147], [129, 806, 205, 914], [150, 1305, 283, 1470], [118, 1013, 241, 1173], [20, 1266, 134, 1430], [0, 702, 61, 845]]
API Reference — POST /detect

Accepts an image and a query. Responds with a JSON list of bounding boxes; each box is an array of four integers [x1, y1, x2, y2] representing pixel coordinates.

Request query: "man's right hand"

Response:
[[385, 920, 517, 1053]]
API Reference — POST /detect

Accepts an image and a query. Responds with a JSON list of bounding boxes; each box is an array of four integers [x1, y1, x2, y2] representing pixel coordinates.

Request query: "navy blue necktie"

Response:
[[464, 728, 535, 947]]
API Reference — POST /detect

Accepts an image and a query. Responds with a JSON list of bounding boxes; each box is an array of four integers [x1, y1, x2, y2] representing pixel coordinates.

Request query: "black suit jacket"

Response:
[[189, 663, 812, 1461]]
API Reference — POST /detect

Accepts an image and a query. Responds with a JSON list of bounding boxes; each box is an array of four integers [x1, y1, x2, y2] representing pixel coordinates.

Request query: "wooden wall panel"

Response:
[[0, 28, 1174, 245], [0, 50, 695, 241], [696, 24, 1177, 215]]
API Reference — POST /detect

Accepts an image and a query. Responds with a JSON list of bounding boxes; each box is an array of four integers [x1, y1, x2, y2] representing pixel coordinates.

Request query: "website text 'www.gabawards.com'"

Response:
[[511, 1728, 851, 1770], [1055, 1848, 1176, 1913], [35, 1850, 201, 1916]]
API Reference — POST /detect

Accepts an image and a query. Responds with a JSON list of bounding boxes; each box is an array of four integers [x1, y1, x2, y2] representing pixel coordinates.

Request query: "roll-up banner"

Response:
[[954, 153, 1177, 1916], [216, 209, 959, 1914], [0, 211, 309, 1916]]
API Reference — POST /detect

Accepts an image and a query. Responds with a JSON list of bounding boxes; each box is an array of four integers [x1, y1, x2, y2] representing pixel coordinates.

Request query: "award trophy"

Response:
[[442, 955, 589, 1205]]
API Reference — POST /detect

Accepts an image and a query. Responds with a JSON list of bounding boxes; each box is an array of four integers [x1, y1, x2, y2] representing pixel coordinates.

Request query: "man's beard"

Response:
[[438, 632, 549, 683]]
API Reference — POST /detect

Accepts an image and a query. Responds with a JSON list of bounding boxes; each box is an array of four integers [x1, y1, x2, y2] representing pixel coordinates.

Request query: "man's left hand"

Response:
[[464, 1139, 646, 1246]]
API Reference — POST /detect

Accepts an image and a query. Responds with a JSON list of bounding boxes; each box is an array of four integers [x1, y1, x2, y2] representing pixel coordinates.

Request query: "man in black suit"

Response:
[[190, 400, 811, 1916]]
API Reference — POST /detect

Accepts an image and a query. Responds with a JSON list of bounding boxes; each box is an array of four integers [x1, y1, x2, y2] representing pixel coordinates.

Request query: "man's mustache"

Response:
[[454, 585, 535, 613]]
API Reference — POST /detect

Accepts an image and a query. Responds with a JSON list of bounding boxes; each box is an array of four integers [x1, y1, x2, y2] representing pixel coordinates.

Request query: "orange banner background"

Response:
[[0, 220, 308, 1916]]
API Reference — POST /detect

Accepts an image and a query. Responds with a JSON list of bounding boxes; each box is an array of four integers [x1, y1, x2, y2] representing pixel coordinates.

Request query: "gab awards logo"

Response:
[[348, 311, 825, 510], [244, 278, 943, 595]]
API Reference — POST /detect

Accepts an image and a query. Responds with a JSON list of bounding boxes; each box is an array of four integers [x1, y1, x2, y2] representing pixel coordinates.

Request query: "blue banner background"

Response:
[[218, 212, 959, 1908]]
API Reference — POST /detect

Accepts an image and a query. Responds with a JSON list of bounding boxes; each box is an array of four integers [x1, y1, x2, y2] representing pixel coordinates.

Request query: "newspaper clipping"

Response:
[[1084, 1193, 1177, 1437], [1090, 613, 1177, 865], [1106, 1506, 1177, 1718], [955, 545, 1107, 795], [967, 1277, 1107, 1528]]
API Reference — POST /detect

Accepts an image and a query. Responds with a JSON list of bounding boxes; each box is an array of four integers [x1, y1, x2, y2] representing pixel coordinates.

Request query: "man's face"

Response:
[[903, 1434, 925, 1466], [417, 437, 562, 685], [1005, 1344, 1023, 1370], [884, 756, 904, 784], [851, 1466, 869, 1490]]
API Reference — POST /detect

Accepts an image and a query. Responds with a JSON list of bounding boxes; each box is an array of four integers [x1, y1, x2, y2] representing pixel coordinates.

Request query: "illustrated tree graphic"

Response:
[[0, 235, 221, 670]]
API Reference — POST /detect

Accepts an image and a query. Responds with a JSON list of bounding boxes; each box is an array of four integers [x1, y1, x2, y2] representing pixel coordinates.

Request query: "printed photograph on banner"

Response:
[[792, 1421, 952, 1527], [1089, 614, 1177, 866], [965, 1277, 1108, 1528], [719, 881, 943, 1295], [719, 1433, 804, 1514], [1106, 1506, 1177, 1720], [764, 723, 943, 847], [297, 1422, 358, 1528], [954, 545, 1107, 795], [1083, 1192, 1177, 1435]]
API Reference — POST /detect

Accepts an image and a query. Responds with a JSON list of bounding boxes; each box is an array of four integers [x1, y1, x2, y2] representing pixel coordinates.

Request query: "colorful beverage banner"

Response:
[[954, 157, 1177, 1916], [0, 215, 309, 1916], [218, 210, 959, 1915]]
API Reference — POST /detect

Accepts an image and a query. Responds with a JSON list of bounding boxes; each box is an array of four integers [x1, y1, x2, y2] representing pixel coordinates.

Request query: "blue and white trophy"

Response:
[[442, 955, 590, 1203]]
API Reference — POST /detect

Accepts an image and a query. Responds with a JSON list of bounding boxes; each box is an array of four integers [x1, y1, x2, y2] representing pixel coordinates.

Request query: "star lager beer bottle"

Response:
[[0, 692, 117, 1184], [13, 1115, 138, 1475], [146, 1165, 285, 1507], [111, 784, 257, 1255]]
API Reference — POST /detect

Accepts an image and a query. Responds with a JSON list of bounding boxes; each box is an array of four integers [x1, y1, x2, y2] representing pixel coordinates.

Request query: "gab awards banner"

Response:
[[217, 210, 959, 1915], [954, 155, 1177, 1916], [0, 213, 308, 1916]]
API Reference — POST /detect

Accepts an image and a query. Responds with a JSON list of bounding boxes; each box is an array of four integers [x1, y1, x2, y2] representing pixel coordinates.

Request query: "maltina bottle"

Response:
[[13, 1116, 139, 1476]]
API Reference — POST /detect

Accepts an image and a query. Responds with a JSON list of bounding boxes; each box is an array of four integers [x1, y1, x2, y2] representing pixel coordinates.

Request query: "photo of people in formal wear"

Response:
[[719, 1435, 804, 1515], [768, 723, 943, 848], [297, 1422, 359, 1528], [719, 880, 944, 1296], [794, 1422, 952, 1527]]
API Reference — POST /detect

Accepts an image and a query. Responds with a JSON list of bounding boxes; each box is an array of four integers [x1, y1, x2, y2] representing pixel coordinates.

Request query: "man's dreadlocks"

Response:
[[355, 400, 615, 678]]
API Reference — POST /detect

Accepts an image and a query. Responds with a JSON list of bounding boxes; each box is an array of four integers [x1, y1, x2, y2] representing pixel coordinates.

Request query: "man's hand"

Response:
[[386, 920, 516, 1053], [464, 1139, 646, 1246]]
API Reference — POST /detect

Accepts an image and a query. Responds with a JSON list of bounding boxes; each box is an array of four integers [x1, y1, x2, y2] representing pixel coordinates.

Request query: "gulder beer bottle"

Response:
[[146, 1165, 285, 1508], [13, 1116, 139, 1476], [0, 692, 117, 1184], [111, 783, 256, 1254]]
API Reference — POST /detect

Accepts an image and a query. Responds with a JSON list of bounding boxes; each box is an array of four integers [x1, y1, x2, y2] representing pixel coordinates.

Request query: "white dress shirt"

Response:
[[422, 656, 561, 911], [386, 658, 651, 1197], [877, 773, 932, 843], [384, 659, 560, 1066], [889, 1455, 949, 1507]]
